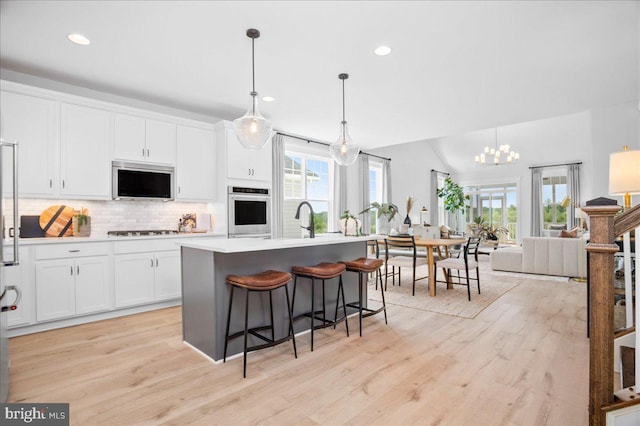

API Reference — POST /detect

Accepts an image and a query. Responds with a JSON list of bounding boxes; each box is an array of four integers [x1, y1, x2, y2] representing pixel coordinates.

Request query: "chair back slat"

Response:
[[464, 237, 482, 261], [384, 235, 417, 258]]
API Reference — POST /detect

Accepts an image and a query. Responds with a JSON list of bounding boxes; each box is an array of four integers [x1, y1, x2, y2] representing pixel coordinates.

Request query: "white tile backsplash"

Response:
[[4, 198, 225, 237]]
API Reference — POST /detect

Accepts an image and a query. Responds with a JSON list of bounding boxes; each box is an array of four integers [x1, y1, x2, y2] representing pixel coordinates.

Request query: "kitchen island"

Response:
[[177, 235, 379, 362]]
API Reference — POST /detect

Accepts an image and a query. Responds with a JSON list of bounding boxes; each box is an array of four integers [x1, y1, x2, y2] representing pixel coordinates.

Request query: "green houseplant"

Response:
[[360, 202, 399, 235], [436, 178, 469, 233]]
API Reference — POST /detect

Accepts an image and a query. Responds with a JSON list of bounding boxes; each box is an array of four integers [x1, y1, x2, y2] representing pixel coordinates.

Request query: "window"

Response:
[[283, 151, 334, 237], [542, 175, 567, 229], [368, 160, 384, 234], [465, 183, 518, 241]]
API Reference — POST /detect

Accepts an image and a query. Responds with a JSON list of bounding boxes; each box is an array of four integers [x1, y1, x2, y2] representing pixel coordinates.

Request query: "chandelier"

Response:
[[474, 128, 519, 165]]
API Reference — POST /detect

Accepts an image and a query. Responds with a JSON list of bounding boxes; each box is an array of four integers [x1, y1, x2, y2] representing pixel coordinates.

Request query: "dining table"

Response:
[[380, 236, 467, 297]]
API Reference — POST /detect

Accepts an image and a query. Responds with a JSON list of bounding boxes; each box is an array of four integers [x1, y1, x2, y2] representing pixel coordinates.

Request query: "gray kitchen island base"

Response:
[[180, 237, 378, 362]]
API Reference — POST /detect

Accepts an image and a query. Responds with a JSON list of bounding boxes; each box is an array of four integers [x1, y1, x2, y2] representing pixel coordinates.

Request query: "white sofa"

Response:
[[490, 237, 587, 277]]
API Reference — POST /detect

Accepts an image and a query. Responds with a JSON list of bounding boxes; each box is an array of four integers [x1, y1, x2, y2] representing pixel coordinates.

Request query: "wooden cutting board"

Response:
[[39, 205, 74, 237]]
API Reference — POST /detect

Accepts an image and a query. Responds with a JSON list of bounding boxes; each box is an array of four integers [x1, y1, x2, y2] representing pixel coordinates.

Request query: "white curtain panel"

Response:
[[359, 154, 370, 234], [271, 133, 285, 238], [567, 163, 582, 228], [531, 167, 543, 237]]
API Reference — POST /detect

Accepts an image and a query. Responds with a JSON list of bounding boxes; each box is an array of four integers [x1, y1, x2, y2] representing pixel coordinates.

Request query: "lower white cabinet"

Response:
[[35, 256, 110, 322], [114, 250, 181, 308]]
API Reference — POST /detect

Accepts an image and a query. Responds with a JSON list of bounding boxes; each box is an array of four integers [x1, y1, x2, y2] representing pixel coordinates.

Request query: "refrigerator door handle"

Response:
[[0, 285, 21, 312], [0, 139, 19, 267]]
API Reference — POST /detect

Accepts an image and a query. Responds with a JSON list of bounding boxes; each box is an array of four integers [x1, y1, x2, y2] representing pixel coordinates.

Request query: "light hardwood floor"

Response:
[[8, 274, 589, 425]]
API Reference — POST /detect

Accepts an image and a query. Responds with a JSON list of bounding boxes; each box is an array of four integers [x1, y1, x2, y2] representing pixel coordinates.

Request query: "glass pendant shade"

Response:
[[330, 122, 359, 165], [233, 94, 272, 149]]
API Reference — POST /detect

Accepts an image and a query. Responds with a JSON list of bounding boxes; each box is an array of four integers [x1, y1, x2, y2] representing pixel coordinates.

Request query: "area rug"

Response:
[[368, 258, 569, 319]]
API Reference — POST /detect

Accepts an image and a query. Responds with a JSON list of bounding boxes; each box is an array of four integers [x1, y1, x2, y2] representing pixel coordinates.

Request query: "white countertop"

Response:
[[177, 235, 380, 253], [3, 232, 226, 246]]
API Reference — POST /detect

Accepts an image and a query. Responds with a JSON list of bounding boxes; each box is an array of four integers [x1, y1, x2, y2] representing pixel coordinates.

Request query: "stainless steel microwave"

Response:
[[112, 161, 174, 201]]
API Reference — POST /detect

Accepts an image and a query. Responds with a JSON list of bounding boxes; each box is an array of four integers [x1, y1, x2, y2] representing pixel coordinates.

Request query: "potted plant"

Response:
[[72, 207, 91, 237], [470, 216, 508, 241], [338, 210, 361, 236], [436, 178, 469, 232], [360, 202, 399, 235]]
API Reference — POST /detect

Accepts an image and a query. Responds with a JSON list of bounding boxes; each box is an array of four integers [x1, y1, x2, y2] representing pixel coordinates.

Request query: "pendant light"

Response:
[[330, 73, 360, 165], [233, 29, 272, 150]]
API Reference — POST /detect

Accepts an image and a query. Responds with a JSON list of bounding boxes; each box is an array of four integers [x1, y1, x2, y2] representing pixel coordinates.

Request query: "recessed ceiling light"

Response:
[[374, 46, 392, 56], [67, 33, 91, 46], [262, 96, 275, 102]]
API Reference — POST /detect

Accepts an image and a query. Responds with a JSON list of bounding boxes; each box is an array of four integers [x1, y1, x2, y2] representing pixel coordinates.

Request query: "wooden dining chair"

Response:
[[434, 237, 482, 300], [384, 235, 428, 296]]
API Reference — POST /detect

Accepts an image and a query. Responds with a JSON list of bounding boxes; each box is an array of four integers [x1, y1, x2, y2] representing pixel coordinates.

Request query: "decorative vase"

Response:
[[72, 216, 91, 237], [376, 214, 392, 235], [338, 217, 361, 236], [404, 214, 411, 226]]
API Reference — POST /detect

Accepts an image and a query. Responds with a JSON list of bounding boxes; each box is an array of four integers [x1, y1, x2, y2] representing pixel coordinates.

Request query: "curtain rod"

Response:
[[529, 161, 582, 170], [275, 131, 391, 162], [430, 169, 450, 175]]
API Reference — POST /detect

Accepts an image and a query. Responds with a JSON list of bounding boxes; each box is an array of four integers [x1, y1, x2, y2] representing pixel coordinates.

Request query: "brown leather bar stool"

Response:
[[223, 270, 297, 378], [342, 258, 387, 336], [291, 262, 349, 351]]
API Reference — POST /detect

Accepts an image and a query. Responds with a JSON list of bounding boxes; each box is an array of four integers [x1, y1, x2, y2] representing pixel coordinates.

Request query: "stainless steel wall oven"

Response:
[[227, 186, 271, 238]]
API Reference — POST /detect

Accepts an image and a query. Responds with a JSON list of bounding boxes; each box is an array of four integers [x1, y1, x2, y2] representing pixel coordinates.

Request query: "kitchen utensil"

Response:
[[39, 205, 74, 237], [19, 216, 44, 238]]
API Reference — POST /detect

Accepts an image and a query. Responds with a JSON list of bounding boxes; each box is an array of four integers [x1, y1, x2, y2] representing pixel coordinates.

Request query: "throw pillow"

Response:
[[559, 227, 578, 238], [440, 225, 450, 239]]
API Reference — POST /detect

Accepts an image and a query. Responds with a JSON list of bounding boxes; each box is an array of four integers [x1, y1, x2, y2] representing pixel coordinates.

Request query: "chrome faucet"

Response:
[[294, 201, 315, 238]]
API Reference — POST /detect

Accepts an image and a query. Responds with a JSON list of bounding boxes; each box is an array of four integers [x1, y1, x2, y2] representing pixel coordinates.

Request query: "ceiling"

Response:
[[1, 1, 638, 149]]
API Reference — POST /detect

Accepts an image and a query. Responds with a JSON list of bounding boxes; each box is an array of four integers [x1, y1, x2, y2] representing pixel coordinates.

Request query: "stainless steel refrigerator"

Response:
[[0, 139, 20, 403]]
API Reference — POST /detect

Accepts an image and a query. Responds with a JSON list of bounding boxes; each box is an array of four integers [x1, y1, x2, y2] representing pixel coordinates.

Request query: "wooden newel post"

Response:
[[582, 203, 621, 426]]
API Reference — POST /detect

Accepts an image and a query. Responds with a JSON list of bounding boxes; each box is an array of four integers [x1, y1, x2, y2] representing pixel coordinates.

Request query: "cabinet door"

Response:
[[113, 113, 146, 162], [146, 120, 175, 165], [113, 253, 155, 308], [60, 103, 111, 198], [35, 260, 75, 322], [176, 125, 215, 201], [226, 128, 272, 181], [154, 250, 181, 300], [0, 91, 57, 197], [75, 256, 111, 315]]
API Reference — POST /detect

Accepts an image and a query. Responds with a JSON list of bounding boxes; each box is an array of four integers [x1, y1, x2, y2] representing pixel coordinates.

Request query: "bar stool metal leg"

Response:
[[223, 285, 235, 363], [284, 286, 297, 358], [243, 288, 250, 378]]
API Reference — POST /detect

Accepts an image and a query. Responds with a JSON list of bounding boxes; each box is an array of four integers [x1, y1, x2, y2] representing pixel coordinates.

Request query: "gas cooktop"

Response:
[[107, 230, 179, 237]]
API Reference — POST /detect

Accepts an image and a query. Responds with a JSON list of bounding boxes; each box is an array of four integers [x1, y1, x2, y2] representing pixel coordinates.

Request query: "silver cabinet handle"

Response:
[[142, 148, 145, 157], [150, 258, 154, 267], [155, 258, 158, 267], [69, 249, 80, 253], [178, 186, 181, 194], [49, 179, 53, 188], [147, 149, 150, 157], [62, 180, 65, 189], [77, 265, 80, 275], [70, 266, 73, 275]]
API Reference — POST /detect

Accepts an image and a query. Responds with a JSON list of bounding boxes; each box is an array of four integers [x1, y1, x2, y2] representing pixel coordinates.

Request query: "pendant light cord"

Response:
[[342, 78, 346, 124], [251, 37, 256, 114]]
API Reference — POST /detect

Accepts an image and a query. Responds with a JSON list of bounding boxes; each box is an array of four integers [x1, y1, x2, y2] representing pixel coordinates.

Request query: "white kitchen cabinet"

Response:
[[114, 252, 156, 308], [214, 121, 272, 185], [60, 103, 111, 199], [113, 248, 181, 307], [223, 126, 272, 181], [153, 250, 181, 300], [176, 125, 215, 201], [0, 90, 58, 197], [113, 114, 175, 165], [35, 255, 110, 322]]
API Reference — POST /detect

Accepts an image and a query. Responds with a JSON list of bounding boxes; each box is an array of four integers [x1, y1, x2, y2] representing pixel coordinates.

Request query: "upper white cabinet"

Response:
[[60, 103, 111, 199], [0, 91, 58, 197], [215, 121, 272, 182], [176, 125, 215, 201], [113, 114, 175, 165]]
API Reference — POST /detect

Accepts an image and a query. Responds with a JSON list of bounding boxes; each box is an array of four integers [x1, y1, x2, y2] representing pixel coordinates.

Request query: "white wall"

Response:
[[373, 101, 639, 240]]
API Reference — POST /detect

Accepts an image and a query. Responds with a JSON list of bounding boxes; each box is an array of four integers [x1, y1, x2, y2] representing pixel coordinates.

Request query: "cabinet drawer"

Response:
[[35, 242, 109, 260], [113, 239, 180, 254]]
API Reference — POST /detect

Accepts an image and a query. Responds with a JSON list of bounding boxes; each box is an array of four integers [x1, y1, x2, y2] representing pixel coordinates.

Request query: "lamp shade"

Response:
[[609, 149, 640, 195]]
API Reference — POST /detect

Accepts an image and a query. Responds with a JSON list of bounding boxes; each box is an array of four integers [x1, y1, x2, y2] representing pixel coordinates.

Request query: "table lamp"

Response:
[[609, 146, 640, 209]]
